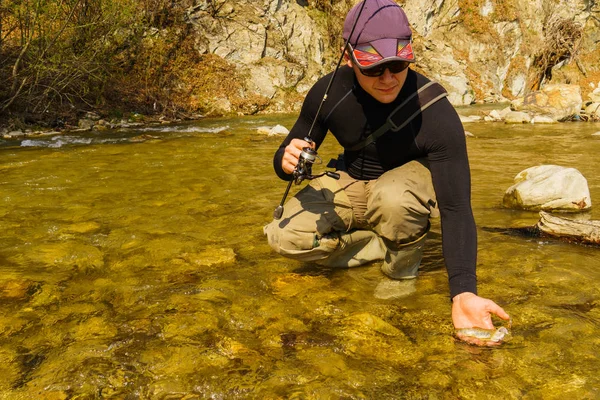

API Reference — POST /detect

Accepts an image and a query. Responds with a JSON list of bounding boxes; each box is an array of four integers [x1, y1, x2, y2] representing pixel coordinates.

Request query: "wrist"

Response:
[[452, 291, 476, 303]]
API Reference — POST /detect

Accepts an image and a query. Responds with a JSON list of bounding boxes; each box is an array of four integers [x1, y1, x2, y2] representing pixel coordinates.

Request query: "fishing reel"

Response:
[[273, 138, 340, 220], [292, 144, 340, 184]]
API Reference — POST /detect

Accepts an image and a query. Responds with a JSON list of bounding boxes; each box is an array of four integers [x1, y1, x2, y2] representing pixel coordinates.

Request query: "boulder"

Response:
[[504, 111, 531, 124], [268, 124, 289, 136], [503, 165, 592, 212], [77, 119, 94, 130], [486, 109, 503, 121], [257, 125, 289, 136], [584, 102, 600, 119], [588, 88, 600, 103], [511, 84, 582, 121]]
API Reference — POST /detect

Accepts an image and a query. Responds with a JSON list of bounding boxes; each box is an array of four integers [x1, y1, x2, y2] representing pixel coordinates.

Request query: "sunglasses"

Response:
[[357, 61, 410, 77]]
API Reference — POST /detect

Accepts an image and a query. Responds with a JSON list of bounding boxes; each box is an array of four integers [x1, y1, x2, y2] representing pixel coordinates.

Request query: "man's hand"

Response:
[[282, 138, 315, 175], [452, 292, 510, 346]]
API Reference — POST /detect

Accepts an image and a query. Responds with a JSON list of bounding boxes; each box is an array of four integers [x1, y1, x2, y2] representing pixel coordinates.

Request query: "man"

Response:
[[264, 0, 510, 345]]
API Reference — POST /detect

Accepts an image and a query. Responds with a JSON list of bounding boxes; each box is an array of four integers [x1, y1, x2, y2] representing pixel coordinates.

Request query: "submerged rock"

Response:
[[271, 273, 330, 298], [180, 246, 236, 267], [0, 279, 38, 300]]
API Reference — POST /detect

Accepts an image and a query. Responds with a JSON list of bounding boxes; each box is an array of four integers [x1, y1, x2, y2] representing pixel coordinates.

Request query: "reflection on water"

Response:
[[1, 114, 600, 398]]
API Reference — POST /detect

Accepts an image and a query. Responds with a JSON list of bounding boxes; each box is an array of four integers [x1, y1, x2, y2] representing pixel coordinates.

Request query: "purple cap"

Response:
[[343, 0, 414, 68]]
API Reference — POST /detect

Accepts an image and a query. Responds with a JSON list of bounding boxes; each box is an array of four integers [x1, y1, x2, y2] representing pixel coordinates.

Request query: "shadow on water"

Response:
[[1, 114, 600, 398]]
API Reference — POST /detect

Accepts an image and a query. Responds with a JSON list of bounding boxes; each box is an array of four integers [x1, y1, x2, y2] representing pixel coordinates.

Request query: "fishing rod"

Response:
[[273, 0, 368, 220]]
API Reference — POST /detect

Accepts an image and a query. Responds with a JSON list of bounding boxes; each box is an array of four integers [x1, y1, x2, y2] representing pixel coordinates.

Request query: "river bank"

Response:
[[3, 81, 600, 142], [2, 1, 599, 135]]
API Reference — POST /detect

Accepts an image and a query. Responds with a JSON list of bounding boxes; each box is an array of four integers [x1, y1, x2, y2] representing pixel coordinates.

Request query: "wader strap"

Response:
[[346, 81, 448, 152]]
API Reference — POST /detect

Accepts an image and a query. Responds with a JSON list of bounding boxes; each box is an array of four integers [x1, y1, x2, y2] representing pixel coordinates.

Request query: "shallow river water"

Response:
[[1, 111, 599, 399]]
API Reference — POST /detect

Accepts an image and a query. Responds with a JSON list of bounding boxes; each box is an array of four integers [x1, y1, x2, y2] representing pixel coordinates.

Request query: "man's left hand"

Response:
[[451, 292, 510, 346]]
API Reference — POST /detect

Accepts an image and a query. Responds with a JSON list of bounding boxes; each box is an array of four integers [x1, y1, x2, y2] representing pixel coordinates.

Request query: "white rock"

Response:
[[257, 126, 272, 135], [487, 109, 502, 121], [459, 115, 481, 123], [503, 165, 592, 212], [268, 124, 289, 136], [590, 88, 600, 103], [504, 111, 531, 124], [257, 124, 289, 136], [465, 131, 475, 137], [592, 131, 600, 136], [499, 106, 513, 118], [531, 115, 556, 124], [585, 102, 600, 118]]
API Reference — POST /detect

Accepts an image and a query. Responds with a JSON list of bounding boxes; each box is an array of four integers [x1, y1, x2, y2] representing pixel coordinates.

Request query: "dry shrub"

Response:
[[309, 0, 355, 55], [528, 16, 583, 91]]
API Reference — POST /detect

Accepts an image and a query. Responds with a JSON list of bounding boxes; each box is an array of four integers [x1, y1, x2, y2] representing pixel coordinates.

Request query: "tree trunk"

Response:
[[536, 211, 600, 245]]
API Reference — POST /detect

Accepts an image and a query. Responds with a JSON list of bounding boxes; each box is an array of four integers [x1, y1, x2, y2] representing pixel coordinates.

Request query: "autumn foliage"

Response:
[[0, 0, 204, 127]]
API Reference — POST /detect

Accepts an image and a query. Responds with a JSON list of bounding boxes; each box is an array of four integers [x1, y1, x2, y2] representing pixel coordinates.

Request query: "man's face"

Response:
[[347, 58, 408, 104]]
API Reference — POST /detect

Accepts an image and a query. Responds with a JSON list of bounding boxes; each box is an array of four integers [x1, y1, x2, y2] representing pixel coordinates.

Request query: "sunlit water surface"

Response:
[[1, 113, 599, 399]]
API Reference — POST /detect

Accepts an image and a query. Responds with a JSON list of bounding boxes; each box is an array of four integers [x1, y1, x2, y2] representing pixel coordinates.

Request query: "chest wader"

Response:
[[334, 81, 447, 281], [265, 81, 446, 286]]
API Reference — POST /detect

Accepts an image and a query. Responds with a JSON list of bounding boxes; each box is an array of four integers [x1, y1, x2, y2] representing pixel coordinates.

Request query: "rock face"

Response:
[[503, 165, 592, 212], [186, 1, 329, 113], [184, 0, 599, 115], [511, 84, 583, 121]]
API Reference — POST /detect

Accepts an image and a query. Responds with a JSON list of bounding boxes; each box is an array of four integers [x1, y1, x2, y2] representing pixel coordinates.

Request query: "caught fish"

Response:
[[455, 326, 510, 343]]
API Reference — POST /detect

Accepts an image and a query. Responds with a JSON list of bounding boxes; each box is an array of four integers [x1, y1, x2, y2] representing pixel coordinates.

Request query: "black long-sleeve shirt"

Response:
[[273, 67, 477, 298]]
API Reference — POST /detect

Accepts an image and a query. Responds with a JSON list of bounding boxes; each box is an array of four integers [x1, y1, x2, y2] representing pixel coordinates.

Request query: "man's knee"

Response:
[[366, 161, 436, 244], [371, 187, 426, 216], [263, 219, 341, 262], [264, 219, 316, 254]]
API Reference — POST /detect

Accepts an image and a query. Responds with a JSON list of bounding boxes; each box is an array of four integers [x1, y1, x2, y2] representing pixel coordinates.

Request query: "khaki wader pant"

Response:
[[264, 160, 438, 279]]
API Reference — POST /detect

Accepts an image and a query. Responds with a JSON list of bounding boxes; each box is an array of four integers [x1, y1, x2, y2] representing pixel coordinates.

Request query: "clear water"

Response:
[[1, 114, 599, 398]]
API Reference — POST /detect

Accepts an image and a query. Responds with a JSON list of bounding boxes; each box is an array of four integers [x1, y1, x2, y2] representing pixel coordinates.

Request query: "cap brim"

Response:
[[351, 39, 415, 69]]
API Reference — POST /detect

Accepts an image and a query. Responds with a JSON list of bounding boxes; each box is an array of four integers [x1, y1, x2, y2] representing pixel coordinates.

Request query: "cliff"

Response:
[[184, 0, 600, 115]]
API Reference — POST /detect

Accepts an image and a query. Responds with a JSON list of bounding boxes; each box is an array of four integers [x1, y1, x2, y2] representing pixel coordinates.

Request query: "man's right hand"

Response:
[[282, 138, 315, 174]]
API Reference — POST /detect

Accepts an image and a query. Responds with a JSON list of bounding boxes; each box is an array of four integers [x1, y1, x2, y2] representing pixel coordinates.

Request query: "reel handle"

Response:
[[273, 144, 339, 220]]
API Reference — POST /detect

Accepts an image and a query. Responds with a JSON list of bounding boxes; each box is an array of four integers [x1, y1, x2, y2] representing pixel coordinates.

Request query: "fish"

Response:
[[455, 326, 510, 343]]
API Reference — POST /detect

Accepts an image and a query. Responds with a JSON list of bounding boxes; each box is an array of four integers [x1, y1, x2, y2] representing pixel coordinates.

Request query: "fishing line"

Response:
[[304, 0, 368, 140], [273, 0, 369, 220]]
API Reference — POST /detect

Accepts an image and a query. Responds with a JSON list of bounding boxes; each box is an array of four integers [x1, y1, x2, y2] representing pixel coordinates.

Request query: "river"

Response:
[[1, 112, 599, 398]]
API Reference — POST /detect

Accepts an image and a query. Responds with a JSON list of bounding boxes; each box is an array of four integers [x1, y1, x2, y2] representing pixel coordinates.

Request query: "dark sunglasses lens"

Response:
[[361, 61, 409, 77], [389, 61, 409, 73], [360, 67, 384, 77]]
